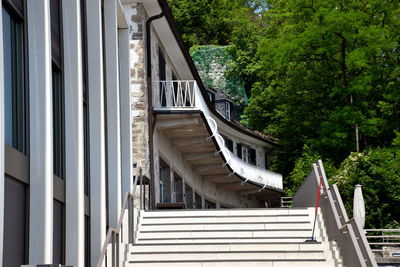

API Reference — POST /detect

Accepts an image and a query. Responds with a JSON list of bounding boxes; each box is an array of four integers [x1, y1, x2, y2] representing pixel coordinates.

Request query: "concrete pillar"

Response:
[[119, 28, 133, 197], [0, 1, 4, 264], [62, 1, 85, 266], [27, 0, 53, 263], [86, 0, 106, 266], [104, 0, 122, 228]]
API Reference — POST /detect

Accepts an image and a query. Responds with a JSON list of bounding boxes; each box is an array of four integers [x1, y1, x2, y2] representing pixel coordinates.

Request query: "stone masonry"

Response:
[[126, 4, 150, 178]]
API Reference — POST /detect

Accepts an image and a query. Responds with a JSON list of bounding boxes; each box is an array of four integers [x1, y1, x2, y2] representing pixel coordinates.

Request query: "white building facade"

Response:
[[0, 0, 283, 266]]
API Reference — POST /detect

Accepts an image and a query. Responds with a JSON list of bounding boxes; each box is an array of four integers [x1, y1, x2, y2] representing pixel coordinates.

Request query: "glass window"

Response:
[[185, 183, 193, 209], [226, 139, 233, 152], [81, 0, 90, 196], [237, 143, 242, 159], [249, 148, 256, 165], [3, 6, 26, 153], [226, 102, 231, 121], [51, 0, 64, 179], [52, 67, 64, 178]]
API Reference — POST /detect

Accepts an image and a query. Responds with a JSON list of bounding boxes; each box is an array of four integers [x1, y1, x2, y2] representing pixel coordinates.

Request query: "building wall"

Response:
[[153, 129, 263, 208], [219, 129, 267, 169]]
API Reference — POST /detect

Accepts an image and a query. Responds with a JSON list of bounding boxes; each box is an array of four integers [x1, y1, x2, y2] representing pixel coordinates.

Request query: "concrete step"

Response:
[[140, 208, 310, 218], [139, 222, 312, 231], [128, 250, 326, 262], [126, 261, 340, 267], [136, 237, 313, 244], [140, 216, 311, 224], [129, 242, 329, 253], [137, 229, 312, 240]]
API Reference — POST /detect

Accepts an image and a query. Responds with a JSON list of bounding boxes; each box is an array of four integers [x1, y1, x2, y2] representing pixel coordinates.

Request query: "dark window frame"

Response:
[[3, 0, 27, 154], [50, 0, 65, 179]]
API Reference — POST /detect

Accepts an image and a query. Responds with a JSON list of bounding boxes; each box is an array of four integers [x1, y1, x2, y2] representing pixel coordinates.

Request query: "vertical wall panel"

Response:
[[118, 28, 132, 199], [27, 0, 53, 263], [53, 199, 64, 264], [86, 0, 106, 265], [104, 0, 121, 228], [62, 0, 85, 266], [3, 176, 26, 267]]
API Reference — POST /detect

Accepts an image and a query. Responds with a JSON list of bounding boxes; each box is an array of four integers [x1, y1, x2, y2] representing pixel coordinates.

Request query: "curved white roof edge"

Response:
[[195, 83, 283, 190]]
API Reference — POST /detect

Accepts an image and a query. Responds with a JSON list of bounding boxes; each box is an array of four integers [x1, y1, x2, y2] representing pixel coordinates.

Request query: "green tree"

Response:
[[330, 146, 400, 228], [243, 0, 400, 175]]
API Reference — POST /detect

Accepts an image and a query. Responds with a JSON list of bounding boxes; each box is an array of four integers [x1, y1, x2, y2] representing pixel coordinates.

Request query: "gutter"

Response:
[[146, 9, 165, 209]]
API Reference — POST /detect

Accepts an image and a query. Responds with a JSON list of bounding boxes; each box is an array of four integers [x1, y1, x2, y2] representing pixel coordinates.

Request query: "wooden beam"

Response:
[[202, 174, 229, 182], [156, 118, 200, 130], [217, 182, 243, 190], [173, 136, 208, 148], [239, 188, 262, 196], [182, 152, 216, 161]]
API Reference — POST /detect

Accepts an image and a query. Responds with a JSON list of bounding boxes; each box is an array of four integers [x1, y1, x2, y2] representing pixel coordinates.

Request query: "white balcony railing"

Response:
[[154, 80, 283, 190], [153, 80, 197, 108]]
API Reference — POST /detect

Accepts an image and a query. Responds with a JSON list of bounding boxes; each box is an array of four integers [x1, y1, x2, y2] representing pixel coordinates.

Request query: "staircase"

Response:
[[124, 208, 343, 266]]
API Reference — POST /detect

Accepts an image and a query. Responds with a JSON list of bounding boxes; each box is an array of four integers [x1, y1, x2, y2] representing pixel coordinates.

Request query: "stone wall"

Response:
[[126, 3, 150, 177]]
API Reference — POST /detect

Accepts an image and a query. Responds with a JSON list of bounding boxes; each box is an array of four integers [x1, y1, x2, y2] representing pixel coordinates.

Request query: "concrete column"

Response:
[[27, 0, 53, 263], [104, 0, 121, 227], [86, 0, 106, 266], [118, 28, 133, 197], [62, 1, 84, 266], [0, 2, 4, 264]]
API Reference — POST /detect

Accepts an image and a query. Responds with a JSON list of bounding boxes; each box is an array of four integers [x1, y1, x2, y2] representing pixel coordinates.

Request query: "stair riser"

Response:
[[126, 262, 341, 267], [140, 209, 310, 218], [140, 216, 311, 224], [139, 223, 312, 231], [137, 230, 312, 239], [136, 238, 313, 244], [130, 252, 326, 261], [130, 243, 330, 253]]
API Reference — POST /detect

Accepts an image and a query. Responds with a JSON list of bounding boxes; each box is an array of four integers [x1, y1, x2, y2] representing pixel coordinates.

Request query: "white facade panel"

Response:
[[63, 0, 85, 266], [86, 0, 107, 266], [27, 0, 53, 263], [104, 0, 122, 229]]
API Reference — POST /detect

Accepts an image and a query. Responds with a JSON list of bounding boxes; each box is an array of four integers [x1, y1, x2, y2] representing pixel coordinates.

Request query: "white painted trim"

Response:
[[27, 0, 53, 263], [104, 0, 122, 228], [0, 2, 4, 265], [86, 0, 106, 266], [118, 29, 132, 197], [63, 1, 85, 266]]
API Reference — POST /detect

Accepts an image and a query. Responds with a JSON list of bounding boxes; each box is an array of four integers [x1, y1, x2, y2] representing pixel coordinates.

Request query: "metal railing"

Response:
[[153, 80, 197, 108], [281, 196, 293, 208], [293, 160, 377, 267], [365, 229, 400, 257], [96, 168, 146, 267]]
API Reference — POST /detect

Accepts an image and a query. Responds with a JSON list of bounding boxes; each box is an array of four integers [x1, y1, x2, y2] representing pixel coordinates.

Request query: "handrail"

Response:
[[96, 168, 144, 267], [293, 161, 377, 267]]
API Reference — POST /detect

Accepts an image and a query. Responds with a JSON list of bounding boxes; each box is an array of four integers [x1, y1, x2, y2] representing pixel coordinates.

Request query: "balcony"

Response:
[[153, 80, 198, 109], [153, 80, 283, 191]]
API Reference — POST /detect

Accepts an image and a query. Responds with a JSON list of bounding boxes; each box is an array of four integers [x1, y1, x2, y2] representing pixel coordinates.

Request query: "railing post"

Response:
[[140, 173, 143, 210]]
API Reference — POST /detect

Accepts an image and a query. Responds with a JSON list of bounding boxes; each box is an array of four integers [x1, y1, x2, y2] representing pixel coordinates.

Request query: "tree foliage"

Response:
[[243, 0, 400, 174], [168, 0, 400, 227], [331, 146, 400, 228]]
